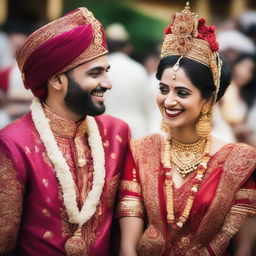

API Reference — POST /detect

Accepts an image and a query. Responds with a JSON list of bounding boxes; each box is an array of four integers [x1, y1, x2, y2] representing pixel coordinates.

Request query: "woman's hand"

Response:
[[119, 217, 144, 256]]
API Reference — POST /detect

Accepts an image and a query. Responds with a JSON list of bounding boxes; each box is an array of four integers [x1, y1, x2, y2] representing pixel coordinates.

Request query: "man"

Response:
[[0, 8, 130, 256]]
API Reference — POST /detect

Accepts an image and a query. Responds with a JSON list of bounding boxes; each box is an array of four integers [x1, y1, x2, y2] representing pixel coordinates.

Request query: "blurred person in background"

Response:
[[1, 21, 33, 121], [105, 23, 152, 138], [239, 11, 256, 45], [0, 89, 10, 128], [221, 53, 256, 145], [142, 42, 163, 134], [0, 32, 13, 127], [217, 29, 255, 65]]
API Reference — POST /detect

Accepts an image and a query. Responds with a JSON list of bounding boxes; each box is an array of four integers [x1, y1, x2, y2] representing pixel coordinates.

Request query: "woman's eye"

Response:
[[159, 86, 169, 94], [177, 90, 189, 97]]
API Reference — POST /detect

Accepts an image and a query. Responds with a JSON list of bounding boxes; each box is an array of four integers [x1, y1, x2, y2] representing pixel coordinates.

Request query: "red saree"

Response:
[[118, 134, 256, 256]]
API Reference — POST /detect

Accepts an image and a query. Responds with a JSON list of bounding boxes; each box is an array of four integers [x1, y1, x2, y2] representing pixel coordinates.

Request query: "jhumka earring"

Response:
[[161, 119, 172, 139], [196, 103, 212, 138]]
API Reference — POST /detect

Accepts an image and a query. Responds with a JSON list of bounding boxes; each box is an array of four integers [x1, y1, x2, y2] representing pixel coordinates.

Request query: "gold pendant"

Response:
[[65, 227, 87, 256]]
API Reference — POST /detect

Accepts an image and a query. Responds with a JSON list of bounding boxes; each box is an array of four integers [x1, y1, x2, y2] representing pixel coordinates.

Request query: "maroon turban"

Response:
[[16, 8, 108, 99]]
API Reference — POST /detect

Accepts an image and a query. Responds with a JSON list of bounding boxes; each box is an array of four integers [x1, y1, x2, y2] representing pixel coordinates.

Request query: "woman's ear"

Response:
[[48, 73, 67, 91], [202, 96, 214, 108]]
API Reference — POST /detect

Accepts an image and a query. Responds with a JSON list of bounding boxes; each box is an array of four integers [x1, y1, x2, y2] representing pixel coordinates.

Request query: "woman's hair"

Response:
[[156, 55, 231, 102], [232, 53, 256, 109]]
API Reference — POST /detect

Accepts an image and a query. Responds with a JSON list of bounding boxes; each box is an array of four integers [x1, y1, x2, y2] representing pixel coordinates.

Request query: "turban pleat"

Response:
[[22, 24, 94, 98]]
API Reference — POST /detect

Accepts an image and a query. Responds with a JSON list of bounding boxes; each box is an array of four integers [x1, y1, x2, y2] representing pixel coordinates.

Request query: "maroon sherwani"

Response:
[[0, 105, 130, 255]]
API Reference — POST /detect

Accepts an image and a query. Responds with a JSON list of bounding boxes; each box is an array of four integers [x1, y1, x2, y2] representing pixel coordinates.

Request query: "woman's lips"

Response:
[[165, 108, 184, 117]]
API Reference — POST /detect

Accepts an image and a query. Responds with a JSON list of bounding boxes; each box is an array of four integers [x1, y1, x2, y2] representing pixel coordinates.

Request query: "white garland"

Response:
[[31, 97, 105, 226]]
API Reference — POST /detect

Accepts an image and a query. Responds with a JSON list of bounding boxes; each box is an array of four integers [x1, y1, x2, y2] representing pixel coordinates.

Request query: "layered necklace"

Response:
[[31, 97, 105, 256], [162, 135, 212, 230]]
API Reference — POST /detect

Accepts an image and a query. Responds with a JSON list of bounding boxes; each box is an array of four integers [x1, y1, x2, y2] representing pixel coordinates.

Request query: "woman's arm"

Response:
[[119, 217, 144, 256], [117, 144, 145, 255], [234, 216, 256, 256], [196, 185, 256, 256]]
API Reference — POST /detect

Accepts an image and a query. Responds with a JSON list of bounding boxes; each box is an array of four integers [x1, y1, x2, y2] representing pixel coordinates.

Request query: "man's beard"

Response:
[[64, 73, 106, 117]]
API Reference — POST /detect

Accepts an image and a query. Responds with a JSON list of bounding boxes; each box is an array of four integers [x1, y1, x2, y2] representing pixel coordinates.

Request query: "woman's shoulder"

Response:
[[211, 136, 255, 156], [131, 133, 163, 163], [131, 133, 162, 150]]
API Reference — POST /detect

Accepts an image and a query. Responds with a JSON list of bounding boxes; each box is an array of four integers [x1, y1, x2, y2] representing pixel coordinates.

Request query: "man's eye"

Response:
[[89, 72, 100, 77]]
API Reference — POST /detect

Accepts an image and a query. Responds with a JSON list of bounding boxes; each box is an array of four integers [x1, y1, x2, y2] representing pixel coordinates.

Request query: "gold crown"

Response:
[[161, 2, 222, 98]]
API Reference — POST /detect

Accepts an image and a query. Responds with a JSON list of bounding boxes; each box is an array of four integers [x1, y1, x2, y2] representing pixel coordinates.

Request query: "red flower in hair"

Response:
[[197, 18, 219, 51], [164, 14, 175, 35]]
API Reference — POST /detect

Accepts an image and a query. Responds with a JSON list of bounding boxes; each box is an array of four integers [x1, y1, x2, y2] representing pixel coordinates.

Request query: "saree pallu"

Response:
[[117, 134, 256, 256]]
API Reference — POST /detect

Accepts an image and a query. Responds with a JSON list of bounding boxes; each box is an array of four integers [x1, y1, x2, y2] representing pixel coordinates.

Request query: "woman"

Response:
[[117, 3, 256, 256], [221, 53, 256, 144]]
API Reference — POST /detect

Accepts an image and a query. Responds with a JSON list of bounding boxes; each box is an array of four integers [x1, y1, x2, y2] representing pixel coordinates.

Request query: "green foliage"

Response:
[[63, 0, 165, 58]]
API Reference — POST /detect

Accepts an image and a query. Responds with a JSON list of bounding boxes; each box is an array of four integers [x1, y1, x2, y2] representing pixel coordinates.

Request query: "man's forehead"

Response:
[[76, 55, 110, 71]]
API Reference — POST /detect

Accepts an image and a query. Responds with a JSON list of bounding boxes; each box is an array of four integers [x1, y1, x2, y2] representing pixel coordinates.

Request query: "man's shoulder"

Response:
[[94, 114, 129, 130], [0, 112, 34, 142]]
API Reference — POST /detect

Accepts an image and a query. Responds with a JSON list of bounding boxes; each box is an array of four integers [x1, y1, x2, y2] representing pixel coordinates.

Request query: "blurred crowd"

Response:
[[0, 21, 33, 129], [1, 9, 256, 148], [0, 5, 256, 256]]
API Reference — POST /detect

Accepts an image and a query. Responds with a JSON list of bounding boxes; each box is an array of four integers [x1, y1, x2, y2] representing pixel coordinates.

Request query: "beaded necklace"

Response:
[[163, 135, 212, 230]]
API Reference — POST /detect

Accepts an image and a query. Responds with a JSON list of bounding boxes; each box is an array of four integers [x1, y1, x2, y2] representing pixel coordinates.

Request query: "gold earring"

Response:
[[161, 119, 172, 139], [196, 103, 212, 138]]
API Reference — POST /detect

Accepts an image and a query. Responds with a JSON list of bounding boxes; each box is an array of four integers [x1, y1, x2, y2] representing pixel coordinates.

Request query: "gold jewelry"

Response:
[[161, 2, 222, 101], [64, 227, 87, 256], [164, 135, 212, 229], [172, 56, 183, 80], [196, 103, 212, 138], [169, 136, 211, 177], [161, 119, 172, 139]]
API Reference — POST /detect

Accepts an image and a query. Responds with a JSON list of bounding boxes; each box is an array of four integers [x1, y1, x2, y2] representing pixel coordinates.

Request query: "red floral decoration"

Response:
[[164, 14, 175, 35], [164, 16, 219, 52], [197, 18, 219, 51]]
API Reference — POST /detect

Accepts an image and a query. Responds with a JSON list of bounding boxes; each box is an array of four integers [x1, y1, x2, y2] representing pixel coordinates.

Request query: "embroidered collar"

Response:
[[43, 103, 87, 138]]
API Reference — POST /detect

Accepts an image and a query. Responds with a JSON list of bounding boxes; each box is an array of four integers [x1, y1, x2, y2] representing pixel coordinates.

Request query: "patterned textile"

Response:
[[0, 107, 130, 256], [118, 134, 256, 256]]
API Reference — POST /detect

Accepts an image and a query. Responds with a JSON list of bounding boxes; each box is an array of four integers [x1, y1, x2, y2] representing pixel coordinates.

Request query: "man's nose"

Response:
[[100, 78, 112, 90]]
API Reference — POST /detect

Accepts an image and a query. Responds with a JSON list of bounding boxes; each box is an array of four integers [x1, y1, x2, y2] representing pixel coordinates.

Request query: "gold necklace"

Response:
[[168, 137, 210, 177], [163, 135, 212, 229]]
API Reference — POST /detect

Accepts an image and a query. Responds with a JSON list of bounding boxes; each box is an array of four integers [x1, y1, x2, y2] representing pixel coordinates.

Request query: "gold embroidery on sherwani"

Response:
[[115, 135, 123, 143], [81, 204, 103, 252], [0, 154, 23, 253], [106, 173, 121, 209], [117, 196, 144, 217], [196, 143, 256, 249], [131, 134, 166, 255], [120, 180, 142, 194], [43, 231, 54, 240], [44, 105, 104, 250]]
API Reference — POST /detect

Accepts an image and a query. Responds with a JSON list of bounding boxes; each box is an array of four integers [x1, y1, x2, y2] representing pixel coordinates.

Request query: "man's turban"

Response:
[[16, 8, 108, 99]]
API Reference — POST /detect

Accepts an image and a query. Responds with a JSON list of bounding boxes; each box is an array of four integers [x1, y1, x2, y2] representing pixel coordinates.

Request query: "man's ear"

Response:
[[48, 73, 67, 91]]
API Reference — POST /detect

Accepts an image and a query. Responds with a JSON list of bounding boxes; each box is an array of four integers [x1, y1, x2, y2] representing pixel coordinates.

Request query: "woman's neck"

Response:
[[172, 126, 201, 144]]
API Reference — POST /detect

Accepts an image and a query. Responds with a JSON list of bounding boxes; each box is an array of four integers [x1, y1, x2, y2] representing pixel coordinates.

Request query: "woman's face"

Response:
[[233, 58, 254, 88], [157, 67, 207, 130]]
